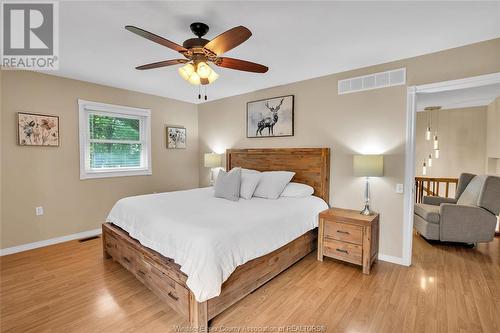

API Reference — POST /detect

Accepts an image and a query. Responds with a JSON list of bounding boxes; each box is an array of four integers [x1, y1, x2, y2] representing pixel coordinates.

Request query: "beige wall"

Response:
[[487, 96, 500, 157], [198, 38, 500, 259], [1, 71, 199, 249], [487, 96, 500, 174], [416, 106, 487, 179]]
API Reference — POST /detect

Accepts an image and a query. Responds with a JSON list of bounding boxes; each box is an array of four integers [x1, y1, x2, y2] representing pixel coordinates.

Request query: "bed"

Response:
[[102, 148, 330, 329]]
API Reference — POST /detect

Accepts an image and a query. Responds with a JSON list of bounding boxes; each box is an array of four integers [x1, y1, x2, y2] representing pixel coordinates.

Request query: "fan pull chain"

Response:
[[204, 86, 208, 101], [198, 85, 201, 100]]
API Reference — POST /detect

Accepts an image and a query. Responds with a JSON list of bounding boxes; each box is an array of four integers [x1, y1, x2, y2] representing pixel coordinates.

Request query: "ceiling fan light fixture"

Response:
[[178, 63, 195, 81], [187, 72, 201, 85], [127, 23, 267, 93], [196, 61, 212, 79], [207, 69, 219, 83]]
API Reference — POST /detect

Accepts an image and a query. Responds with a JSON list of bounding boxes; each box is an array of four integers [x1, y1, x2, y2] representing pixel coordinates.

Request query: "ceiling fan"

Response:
[[126, 22, 268, 94]]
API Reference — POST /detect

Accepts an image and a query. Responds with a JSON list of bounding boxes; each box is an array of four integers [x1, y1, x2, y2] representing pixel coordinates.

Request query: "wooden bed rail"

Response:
[[415, 177, 458, 203]]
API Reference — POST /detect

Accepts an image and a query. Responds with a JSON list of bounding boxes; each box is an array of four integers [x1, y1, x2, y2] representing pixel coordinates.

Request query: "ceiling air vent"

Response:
[[338, 68, 406, 94]]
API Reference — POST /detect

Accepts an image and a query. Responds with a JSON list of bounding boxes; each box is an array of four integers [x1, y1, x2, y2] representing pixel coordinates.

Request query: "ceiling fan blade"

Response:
[[125, 25, 187, 53], [215, 57, 268, 73], [135, 59, 188, 70], [204, 26, 252, 56]]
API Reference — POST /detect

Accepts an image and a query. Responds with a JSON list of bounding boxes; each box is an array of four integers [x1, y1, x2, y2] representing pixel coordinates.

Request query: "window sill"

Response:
[[80, 168, 152, 180]]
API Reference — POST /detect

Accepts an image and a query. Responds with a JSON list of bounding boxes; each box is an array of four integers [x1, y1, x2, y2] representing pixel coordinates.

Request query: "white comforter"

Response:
[[106, 187, 328, 302]]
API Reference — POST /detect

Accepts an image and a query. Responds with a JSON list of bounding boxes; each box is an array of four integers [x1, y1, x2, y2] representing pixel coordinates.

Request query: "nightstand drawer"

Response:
[[324, 221, 363, 245], [323, 239, 362, 265]]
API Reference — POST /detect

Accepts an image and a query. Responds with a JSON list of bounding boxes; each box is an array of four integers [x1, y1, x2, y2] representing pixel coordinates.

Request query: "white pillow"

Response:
[[214, 168, 241, 201], [241, 168, 259, 173], [253, 171, 295, 199], [240, 172, 262, 199], [280, 182, 314, 197]]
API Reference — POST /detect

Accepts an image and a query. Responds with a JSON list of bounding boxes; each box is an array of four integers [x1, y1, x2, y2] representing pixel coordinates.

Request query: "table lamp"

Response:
[[353, 155, 384, 215], [204, 153, 222, 185]]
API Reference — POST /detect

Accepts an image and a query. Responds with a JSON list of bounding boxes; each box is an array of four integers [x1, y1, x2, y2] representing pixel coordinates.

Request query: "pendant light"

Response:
[[433, 106, 441, 151], [426, 107, 431, 141], [424, 106, 442, 161], [433, 134, 439, 150], [424, 106, 436, 141]]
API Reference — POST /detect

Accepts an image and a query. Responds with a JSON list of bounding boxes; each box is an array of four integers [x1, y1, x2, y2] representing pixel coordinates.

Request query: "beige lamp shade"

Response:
[[204, 153, 222, 168], [353, 155, 384, 177]]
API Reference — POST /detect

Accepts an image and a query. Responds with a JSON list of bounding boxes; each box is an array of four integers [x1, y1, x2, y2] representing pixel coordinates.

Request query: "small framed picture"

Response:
[[167, 126, 186, 149], [17, 112, 60, 146], [247, 95, 294, 138]]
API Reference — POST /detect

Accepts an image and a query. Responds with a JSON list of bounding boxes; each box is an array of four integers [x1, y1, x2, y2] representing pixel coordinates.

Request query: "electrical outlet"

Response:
[[396, 184, 404, 194], [35, 206, 44, 216]]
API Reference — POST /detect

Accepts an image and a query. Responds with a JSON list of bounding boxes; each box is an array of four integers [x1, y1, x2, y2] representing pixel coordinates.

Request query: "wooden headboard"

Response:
[[226, 148, 330, 203]]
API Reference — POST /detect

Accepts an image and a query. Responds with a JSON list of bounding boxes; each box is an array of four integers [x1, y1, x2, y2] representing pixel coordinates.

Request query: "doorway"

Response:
[[402, 72, 500, 265]]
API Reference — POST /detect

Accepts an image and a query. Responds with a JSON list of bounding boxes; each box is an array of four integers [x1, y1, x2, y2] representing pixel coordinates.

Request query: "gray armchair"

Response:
[[414, 173, 500, 244]]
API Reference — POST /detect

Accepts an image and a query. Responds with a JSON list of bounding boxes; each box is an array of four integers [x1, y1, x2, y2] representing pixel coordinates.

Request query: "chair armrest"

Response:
[[422, 196, 457, 206], [439, 204, 497, 243]]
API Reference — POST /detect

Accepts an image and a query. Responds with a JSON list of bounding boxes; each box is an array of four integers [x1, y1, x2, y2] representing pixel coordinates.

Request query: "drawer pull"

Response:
[[123, 256, 131, 263], [167, 292, 179, 301], [337, 230, 350, 234], [137, 269, 146, 276], [336, 248, 349, 254]]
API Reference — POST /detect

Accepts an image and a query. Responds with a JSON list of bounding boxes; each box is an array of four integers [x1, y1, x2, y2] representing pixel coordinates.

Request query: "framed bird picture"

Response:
[[246, 95, 294, 138], [17, 112, 60, 146]]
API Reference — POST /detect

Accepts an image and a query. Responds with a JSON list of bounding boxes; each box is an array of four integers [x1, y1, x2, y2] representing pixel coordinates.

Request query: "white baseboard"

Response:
[[378, 253, 409, 266], [0, 228, 102, 256]]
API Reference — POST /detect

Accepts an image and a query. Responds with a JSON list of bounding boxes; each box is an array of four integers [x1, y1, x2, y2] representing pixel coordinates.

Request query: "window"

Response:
[[78, 100, 151, 179]]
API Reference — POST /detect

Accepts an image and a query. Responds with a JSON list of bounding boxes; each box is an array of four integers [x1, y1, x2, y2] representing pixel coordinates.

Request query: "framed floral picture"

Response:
[[17, 112, 59, 146], [166, 126, 186, 149]]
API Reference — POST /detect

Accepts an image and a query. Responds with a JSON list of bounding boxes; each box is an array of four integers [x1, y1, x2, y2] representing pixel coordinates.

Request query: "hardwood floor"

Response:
[[1, 233, 499, 332]]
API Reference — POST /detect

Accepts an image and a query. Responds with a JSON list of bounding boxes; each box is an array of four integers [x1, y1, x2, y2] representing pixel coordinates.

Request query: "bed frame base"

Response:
[[102, 223, 317, 329]]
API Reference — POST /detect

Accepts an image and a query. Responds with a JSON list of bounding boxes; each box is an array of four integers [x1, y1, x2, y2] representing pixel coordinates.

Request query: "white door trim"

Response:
[[402, 86, 417, 266], [402, 72, 500, 266]]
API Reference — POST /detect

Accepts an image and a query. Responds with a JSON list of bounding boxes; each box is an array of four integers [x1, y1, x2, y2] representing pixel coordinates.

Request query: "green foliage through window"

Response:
[[88, 114, 142, 169], [89, 114, 140, 141]]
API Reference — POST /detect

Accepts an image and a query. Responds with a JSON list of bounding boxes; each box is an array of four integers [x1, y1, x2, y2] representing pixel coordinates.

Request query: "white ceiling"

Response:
[[417, 83, 500, 111], [48, 1, 500, 104]]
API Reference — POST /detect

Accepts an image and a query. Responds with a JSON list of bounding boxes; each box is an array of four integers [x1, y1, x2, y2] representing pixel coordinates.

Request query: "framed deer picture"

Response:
[[246, 95, 294, 138]]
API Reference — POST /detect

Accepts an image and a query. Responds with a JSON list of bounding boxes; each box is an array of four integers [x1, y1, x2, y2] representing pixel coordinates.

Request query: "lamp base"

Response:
[[209, 168, 215, 186], [360, 204, 373, 216]]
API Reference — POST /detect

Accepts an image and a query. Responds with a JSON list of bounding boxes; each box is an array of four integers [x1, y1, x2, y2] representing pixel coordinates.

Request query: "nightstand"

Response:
[[317, 207, 379, 274]]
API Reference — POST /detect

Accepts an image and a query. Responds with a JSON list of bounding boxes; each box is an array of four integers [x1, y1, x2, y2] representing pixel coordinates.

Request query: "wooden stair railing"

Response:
[[415, 177, 459, 203]]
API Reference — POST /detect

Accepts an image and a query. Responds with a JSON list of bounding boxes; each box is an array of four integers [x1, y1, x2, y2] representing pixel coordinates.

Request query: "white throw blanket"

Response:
[[107, 187, 328, 302]]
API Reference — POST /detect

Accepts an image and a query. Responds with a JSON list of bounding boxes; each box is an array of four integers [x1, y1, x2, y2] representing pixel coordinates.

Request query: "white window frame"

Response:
[[78, 99, 152, 180]]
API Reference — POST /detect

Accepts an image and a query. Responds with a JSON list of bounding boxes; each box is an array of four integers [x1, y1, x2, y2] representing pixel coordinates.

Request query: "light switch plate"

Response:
[[35, 206, 44, 216], [396, 184, 404, 194]]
